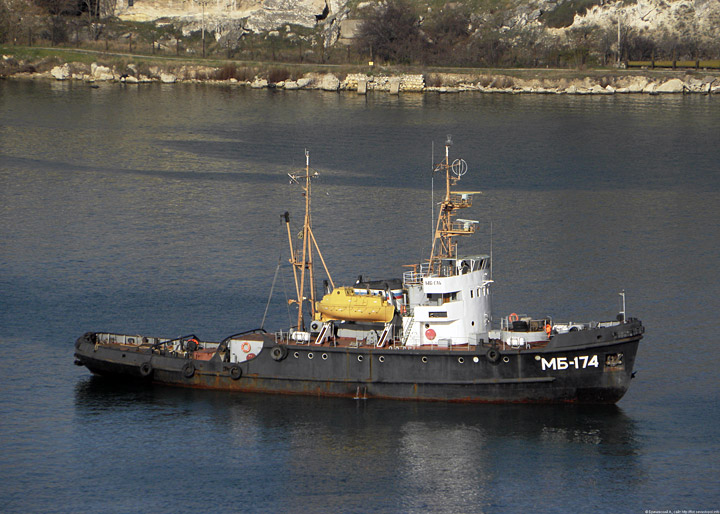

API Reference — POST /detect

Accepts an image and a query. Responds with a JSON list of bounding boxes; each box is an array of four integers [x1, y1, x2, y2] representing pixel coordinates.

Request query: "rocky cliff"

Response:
[[114, 0, 720, 54], [117, 0, 352, 46], [570, 0, 720, 52]]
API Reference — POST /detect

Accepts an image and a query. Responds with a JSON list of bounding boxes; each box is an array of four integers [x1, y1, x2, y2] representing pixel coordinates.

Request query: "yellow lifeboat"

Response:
[[316, 287, 395, 323]]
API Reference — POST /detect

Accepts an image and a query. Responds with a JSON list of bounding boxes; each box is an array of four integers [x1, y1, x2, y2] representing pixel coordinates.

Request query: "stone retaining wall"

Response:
[[5, 55, 719, 95]]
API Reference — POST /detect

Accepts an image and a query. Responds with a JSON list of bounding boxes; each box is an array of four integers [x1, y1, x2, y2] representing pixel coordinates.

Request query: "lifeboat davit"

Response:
[[316, 287, 395, 323]]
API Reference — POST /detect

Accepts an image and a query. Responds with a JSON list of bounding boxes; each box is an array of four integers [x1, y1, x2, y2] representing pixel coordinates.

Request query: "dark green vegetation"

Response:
[[540, 0, 603, 28], [355, 0, 719, 67], [1, 0, 718, 69]]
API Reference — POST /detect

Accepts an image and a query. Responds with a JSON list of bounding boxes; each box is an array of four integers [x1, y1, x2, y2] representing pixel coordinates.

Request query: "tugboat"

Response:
[[74, 138, 644, 403]]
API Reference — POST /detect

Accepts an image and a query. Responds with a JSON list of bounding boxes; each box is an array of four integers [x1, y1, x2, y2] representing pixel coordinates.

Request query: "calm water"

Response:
[[1, 80, 718, 513]]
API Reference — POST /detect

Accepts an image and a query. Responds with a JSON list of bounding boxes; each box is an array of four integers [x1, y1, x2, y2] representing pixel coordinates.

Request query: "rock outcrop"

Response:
[[50, 64, 71, 80], [319, 73, 340, 91], [91, 64, 115, 81], [655, 78, 685, 93]]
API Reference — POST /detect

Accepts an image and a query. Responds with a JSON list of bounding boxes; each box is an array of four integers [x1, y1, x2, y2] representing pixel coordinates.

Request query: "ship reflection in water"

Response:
[[74, 376, 639, 512]]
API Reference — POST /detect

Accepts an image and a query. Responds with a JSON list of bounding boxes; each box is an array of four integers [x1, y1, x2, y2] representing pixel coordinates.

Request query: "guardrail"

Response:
[[626, 59, 720, 70]]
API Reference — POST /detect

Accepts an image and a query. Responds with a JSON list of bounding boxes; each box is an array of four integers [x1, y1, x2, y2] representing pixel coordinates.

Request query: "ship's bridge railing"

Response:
[[403, 262, 432, 285], [449, 219, 479, 235], [404, 260, 470, 283]]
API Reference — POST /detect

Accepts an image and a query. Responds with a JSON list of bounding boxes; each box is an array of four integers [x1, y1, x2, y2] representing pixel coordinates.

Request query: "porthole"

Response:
[[322, 353, 328, 360], [502, 356, 510, 363], [308, 352, 314, 360], [421, 356, 428, 363], [293, 352, 300, 359], [473, 356, 479, 363], [458, 357, 465, 364], [378, 356, 385, 363], [357, 355, 364, 362]]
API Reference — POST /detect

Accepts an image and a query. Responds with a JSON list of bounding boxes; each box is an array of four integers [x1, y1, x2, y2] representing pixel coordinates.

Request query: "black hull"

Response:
[[74, 323, 642, 404]]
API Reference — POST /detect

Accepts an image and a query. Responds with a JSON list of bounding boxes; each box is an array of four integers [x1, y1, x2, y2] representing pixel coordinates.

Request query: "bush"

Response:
[[492, 75, 514, 88], [235, 66, 255, 82], [215, 63, 238, 80], [476, 75, 493, 87], [267, 67, 290, 83], [424, 73, 442, 87]]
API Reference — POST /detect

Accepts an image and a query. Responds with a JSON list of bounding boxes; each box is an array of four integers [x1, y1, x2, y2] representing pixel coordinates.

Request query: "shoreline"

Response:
[[3, 52, 719, 96]]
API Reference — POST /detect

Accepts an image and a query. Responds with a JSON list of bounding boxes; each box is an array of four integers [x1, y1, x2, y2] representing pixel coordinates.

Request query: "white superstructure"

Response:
[[399, 137, 492, 347], [402, 255, 492, 346]]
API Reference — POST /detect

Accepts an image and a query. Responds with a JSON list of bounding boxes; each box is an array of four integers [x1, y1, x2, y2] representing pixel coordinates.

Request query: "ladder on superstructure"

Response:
[[401, 313, 415, 346], [376, 322, 393, 348]]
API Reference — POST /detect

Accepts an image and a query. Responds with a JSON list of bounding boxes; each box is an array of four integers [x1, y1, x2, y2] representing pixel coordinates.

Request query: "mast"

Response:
[[428, 136, 480, 274], [286, 151, 334, 331]]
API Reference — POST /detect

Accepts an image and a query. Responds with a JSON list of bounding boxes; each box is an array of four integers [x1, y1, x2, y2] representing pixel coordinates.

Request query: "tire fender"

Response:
[[182, 361, 195, 378]]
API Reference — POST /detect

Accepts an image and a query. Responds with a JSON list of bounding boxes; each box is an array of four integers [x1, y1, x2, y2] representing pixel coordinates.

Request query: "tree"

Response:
[[564, 26, 594, 68], [80, 0, 105, 40], [0, 0, 44, 44], [468, 29, 508, 67], [424, 6, 471, 65], [34, 0, 77, 45], [624, 28, 656, 61], [356, 0, 425, 64]]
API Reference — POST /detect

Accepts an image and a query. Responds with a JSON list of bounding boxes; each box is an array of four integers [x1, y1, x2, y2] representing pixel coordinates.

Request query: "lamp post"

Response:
[[197, 0, 209, 58], [617, 16, 621, 66]]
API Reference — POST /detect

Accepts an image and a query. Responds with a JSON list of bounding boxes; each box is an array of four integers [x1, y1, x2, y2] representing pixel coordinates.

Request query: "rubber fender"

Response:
[[182, 361, 195, 378], [140, 361, 153, 377], [486, 348, 500, 363], [270, 345, 288, 361]]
